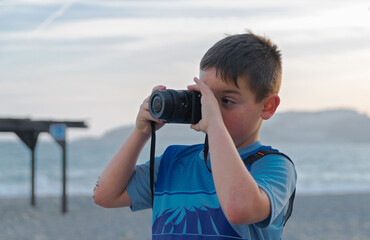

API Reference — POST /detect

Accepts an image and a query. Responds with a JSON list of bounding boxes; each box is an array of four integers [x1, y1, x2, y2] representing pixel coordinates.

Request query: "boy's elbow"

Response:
[[226, 212, 245, 225], [224, 204, 254, 225], [93, 189, 115, 208], [93, 188, 132, 208], [93, 191, 109, 208], [223, 197, 270, 225]]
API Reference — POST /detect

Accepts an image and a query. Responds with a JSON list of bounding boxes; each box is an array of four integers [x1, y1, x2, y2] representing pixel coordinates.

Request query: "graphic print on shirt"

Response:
[[153, 145, 245, 239], [152, 204, 243, 239], [148, 143, 295, 240]]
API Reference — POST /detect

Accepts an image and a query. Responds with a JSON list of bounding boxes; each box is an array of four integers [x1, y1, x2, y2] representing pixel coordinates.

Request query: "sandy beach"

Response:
[[1, 192, 370, 240]]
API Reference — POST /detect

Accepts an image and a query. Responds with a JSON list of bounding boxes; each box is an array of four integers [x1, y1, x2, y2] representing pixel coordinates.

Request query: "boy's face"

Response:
[[199, 68, 264, 149]]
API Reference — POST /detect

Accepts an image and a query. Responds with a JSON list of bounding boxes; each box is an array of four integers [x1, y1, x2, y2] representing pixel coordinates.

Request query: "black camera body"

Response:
[[149, 89, 202, 124]]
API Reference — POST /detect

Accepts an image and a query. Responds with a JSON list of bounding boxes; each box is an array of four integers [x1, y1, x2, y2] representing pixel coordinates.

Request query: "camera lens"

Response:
[[149, 90, 173, 120], [152, 96, 162, 113], [149, 89, 201, 124]]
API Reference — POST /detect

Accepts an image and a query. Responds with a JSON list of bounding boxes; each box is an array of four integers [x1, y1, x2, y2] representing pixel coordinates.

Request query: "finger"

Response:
[[143, 96, 150, 104], [190, 124, 201, 132], [193, 77, 206, 92], [190, 118, 206, 132], [187, 83, 199, 92], [195, 79, 215, 100], [143, 110, 163, 123], [140, 104, 162, 122], [194, 77, 208, 90], [142, 101, 149, 111], [194, 77, 201, 84], [152, 85, 166, 93]]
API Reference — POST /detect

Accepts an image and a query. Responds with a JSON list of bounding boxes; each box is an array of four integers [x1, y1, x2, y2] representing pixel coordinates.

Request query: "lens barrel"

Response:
[[151, 96, 162, 113], [149, 89, 201, 124]]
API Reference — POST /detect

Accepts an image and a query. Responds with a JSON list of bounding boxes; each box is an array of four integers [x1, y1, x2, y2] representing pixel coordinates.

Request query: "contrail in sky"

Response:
[[28, 0, 77, 39]]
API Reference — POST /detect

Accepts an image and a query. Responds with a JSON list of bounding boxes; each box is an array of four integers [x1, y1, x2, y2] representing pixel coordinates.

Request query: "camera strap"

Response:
[[203, 134, 212, 172], [149, 124, 211, 206], [150, 121, 155, 207]]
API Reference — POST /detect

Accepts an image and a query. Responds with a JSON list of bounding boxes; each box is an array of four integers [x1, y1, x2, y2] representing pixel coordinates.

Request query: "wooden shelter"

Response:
[[0, 118, 88, 213]]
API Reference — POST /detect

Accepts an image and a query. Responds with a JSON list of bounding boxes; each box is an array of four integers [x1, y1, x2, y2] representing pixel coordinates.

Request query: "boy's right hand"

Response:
[[135, 85, 166, 136]]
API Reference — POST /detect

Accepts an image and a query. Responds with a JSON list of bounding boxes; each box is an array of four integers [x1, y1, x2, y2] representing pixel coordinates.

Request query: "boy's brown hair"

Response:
[[200, 31, 282, 103]]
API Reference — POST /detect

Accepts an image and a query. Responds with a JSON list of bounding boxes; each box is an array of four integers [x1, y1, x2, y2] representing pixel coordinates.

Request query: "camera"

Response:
[[149, 89, 202, 124]]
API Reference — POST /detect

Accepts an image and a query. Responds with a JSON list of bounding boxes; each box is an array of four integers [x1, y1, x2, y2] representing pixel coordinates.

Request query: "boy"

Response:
[[94, 31, 297, 240]]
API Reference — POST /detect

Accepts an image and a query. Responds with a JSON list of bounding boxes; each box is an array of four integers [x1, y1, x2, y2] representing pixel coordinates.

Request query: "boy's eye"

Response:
[[222, 98, 234, 105]]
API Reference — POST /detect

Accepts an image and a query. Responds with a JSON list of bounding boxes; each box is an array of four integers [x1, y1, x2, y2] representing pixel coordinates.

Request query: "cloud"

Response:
[[0, 0, 289, 8], [0, 0, 67, 6], [2, 1, 368, 56], [3, 17, 249, 43]]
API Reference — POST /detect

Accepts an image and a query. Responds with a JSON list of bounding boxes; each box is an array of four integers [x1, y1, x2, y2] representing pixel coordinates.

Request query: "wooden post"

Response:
[[61, 140, 67, 213], [31, 148, 36, 206], [50, 124, 68, 213], [15, 131, 39, 207]]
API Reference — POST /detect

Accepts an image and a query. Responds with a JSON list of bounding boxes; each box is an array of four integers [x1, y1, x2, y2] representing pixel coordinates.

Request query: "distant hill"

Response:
[[71, 123, 205, 160], [73, 108, 370, 147], [260, 108, 370, 143]]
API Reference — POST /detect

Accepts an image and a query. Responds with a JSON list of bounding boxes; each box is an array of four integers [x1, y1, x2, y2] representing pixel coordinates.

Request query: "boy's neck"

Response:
[[237, 141, 263, 155]]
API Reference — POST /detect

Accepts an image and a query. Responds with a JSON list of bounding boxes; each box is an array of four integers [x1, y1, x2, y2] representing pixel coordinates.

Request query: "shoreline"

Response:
[[2, 187, 370, 199], [1, 192, 370, 240]]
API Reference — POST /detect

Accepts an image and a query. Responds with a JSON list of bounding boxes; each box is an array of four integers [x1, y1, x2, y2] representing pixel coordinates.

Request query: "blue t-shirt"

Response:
[[126, 141, 297, 240]]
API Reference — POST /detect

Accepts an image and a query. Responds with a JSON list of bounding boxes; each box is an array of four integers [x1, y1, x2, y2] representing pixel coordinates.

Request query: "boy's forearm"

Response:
[[93, 129, 150, 207], [207, 121, 270, 225]]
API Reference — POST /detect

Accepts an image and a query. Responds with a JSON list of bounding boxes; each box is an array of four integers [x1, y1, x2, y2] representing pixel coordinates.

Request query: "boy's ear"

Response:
[[261, 94, 280, 120]]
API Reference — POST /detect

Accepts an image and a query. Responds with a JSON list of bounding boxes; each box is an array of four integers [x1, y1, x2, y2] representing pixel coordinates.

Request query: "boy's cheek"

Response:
[[220, 110, 238, 127]]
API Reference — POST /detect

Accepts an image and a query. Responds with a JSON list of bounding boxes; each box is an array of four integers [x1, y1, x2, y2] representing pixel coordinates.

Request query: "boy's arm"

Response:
[[188, 79, 270, 225], [207, 122, 271, 225], [93, 129, 150, 208], [93, 85, 166, 208]]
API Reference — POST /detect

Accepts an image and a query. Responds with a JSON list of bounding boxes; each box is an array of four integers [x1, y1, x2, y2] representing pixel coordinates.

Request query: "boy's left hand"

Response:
[[187, 77, 224, 133]]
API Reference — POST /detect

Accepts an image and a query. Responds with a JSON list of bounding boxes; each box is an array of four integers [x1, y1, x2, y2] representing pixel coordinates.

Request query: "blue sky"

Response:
[[1, 0, 370, 139]]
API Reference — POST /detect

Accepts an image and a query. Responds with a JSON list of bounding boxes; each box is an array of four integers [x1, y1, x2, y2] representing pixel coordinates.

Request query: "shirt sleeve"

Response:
[[249, 154, 297, 228], [126, 156, 162, 211]]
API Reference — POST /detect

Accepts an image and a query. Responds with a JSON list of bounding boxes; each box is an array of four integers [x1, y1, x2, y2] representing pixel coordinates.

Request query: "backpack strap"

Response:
[[243, 149, 295, 227]]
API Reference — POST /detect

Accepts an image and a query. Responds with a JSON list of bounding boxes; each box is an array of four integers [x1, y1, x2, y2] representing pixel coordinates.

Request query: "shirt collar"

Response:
[[237, 141, 263, 156], [199, 141, 262, 160]]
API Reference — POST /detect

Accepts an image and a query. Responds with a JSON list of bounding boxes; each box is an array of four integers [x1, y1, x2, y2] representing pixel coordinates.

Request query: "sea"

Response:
[[1, 138, 370, 197]]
